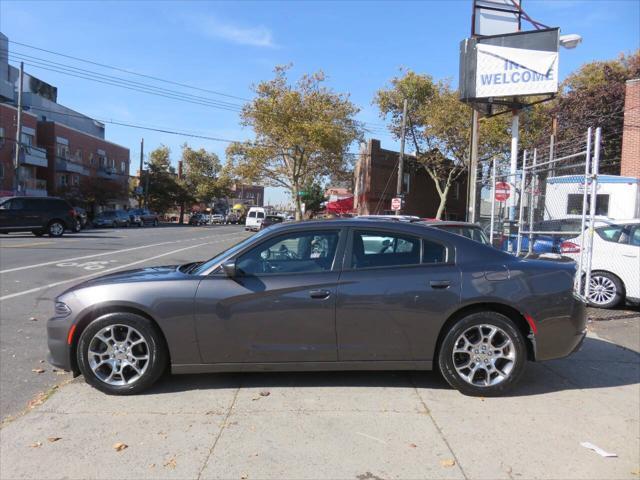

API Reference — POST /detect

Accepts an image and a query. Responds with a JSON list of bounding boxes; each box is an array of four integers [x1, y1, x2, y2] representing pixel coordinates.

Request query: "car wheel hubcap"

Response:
[[87, 325, 150, 386], [50, 223, 63, 235], [588, 276, 616, 305], [452, 324, 516, 387]]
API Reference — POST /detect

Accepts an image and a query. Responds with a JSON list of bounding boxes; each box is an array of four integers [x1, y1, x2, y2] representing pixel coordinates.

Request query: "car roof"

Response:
[[419, 221, 481, 228]]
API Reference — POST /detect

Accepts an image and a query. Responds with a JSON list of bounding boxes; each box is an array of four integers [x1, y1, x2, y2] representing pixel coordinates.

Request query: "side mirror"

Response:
[[222, 260, 237, 278]]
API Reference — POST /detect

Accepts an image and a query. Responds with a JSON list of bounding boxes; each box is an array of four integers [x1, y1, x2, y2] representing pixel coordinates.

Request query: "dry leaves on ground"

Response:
[[164, 457, 177, 469], [29, 442, 42, 448], [440, 459, 456, 468], [47, 437, 61, 443], [112, 442, 128, 452], [31, 368, 45, 374]]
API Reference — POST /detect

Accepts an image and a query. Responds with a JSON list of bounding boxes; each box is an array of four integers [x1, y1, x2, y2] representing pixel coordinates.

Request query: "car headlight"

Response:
[[54, 301, 72, 317]]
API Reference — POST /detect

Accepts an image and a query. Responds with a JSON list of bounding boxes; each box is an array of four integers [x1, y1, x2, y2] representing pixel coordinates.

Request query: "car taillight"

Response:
[[561, 241, 580, 254], [69, 209, 76, 217]]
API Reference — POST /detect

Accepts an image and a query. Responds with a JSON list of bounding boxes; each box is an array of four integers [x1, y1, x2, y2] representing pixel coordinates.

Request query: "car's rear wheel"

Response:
[[587, 271, 623, 308], [72, 219, 82, 233], [438, 312, 527, 397], [77, 313, 168, 395], [48, 220, 65, 237]]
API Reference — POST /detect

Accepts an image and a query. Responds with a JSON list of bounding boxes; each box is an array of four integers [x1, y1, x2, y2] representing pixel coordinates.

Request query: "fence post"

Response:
[[576, 127, 592, 296], [527, 149, 537, 255], [584, 127, 601, 302], [490, 158, 496, 245], [516, 150, 528, 256]]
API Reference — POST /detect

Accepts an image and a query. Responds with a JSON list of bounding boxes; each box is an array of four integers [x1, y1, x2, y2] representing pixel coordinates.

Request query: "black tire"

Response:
[[72, 219, 82, 233], [124, 221, 130, 228], [438, 311, 527, 397], [112, 221, 117, 228], [587, 271, 624, 309], [32, 229, 45, 237], [76, 312, 168, 395], [47, 220, 65, 237]]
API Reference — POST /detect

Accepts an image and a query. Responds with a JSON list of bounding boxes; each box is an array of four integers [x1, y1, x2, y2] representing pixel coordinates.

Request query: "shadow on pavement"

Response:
[[143, 336, 638, 397]]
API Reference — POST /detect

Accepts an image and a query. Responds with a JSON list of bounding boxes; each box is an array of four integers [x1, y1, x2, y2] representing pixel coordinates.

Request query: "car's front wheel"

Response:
[[72, 219, 82, 233], [588, 271, 624, 308], [438, 312, 527, 397], [77, 313, 168, 395]]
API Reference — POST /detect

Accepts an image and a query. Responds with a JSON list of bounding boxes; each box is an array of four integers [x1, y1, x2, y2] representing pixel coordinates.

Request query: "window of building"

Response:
[[236, 230, 340, 275], [567, 194, 609, 216], [21, 132, 34, 147], [72, 175, 80, 186], [89, 153, 95, 166], [0, 163, 4, 179], [351, 230, 421, 269], [56, 142, 70, 159], [452, 183, 461, 200], [74, 149, 83, 163], [0, 127, 5, 147], [59, 174, 70, 187], [120, 161, 126, 173]]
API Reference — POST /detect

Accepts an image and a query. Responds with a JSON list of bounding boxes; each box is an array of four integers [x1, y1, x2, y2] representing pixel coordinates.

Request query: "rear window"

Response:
[[436, 226, 488, 245]]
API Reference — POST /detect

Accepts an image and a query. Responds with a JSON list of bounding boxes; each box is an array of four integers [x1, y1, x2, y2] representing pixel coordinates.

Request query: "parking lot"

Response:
[[0, 225, 639, 479]]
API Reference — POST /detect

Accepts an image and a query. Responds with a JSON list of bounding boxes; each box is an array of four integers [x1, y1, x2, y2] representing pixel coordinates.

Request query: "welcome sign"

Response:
[[475, 44, 558, 98]]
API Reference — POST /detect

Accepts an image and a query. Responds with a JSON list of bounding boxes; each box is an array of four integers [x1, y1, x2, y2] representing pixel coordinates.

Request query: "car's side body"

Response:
[[0, 196, 75, 234], [48, 220, 586, 379], [563, 219, 640, 303]]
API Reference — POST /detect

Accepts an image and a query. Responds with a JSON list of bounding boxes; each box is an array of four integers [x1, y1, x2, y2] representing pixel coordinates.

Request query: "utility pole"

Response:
[[13, 62, 24, 194], [139, 138, 144, 207], [467, 109, 480, 222], [508, 109, 520, 222], [395, 98, 408, 216]]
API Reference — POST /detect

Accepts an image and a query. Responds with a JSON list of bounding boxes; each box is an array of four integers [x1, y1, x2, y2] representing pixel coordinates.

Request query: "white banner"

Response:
[[475, 44, 558, 98]]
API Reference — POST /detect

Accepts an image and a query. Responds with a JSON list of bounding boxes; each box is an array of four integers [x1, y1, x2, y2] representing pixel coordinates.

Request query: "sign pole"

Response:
[[467, 109, 480, 223], [489, 157, 496, 245], [395, 98, 408, 216], [508, 109, 520, 222]]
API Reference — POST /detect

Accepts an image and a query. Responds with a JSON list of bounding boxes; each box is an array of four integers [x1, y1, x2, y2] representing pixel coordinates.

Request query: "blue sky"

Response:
[[1, 0, 638, 205]]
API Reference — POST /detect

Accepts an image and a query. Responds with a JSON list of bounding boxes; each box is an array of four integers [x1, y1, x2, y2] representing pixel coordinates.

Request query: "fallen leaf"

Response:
[[409, 443, 417, 448], [29, 442, 42, 448], [31, 368, 45, 374], [164, 457, 177, 469], [39, 360, 45, 364], [149, 464, 156, 469], [29, 317, 37, 321], [112, 442, 128, 452], [47, 437, 61, 443], [631, 469, 639, 476], [259, 391, 270, 397], [441, 459, 456, 468], [241, 474, 248, 479]]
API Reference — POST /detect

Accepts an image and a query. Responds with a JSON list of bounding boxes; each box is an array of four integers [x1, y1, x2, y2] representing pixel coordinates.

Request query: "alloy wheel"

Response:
[[49, 222, 64, 236], [87, 324, 150, 386], [588, 275, 617, 306], [452, 324, 516, 387]]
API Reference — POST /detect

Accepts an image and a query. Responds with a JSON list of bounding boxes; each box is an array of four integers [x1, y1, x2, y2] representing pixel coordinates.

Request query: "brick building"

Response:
[[0, 32, 130, 210], [354, 139, 467, 219], [621, 78, 640, 178]]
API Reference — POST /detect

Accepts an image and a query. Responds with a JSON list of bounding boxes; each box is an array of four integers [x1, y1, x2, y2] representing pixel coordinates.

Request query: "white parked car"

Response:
[[210, 214, 224, 224], [245, 207, 266, 231], [561, 219, 640, 308]]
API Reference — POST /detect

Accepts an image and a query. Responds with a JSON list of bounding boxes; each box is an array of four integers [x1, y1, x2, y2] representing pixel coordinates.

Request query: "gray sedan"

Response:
[[47, 219, 586, 396]]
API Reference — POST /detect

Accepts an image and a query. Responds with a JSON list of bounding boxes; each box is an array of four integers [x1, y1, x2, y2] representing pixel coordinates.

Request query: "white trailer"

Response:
[[544, 175, 640, 221]]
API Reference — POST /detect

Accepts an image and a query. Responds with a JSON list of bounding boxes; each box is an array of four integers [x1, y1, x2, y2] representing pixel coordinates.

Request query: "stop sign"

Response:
[[391, 197, 402, 211], [495, 182, 511, 202]]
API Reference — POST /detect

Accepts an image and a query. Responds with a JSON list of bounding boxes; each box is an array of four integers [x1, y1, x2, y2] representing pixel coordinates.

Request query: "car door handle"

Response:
[[430, 280, 451, 289], [309, 289, 331, 299], [622, 253, 638, 258]]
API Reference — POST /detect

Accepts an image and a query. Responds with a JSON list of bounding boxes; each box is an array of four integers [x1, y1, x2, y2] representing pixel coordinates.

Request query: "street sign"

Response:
[[495, 182, 511, 202], [391, 197, 402, 211]]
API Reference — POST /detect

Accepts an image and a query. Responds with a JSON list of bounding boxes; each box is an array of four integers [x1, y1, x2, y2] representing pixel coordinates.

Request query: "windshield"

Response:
[[190, 230, 269, 275], [99, 211, 116, 218]]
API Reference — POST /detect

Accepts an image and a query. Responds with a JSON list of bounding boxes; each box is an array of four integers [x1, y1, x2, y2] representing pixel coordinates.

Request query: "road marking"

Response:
[[0, 241, 54, 248], [56, 260, 118, 270], [0, 231, 242, 274], [0, 242, 209, 301]]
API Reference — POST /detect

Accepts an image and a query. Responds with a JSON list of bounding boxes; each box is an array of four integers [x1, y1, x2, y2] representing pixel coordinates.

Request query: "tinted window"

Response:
[[237, 230, 340, 275], [437, 226, 488, 245], [629, 226, 640, 246], [422, 239, 448, 264], [248, 211, 256, 218], [596, 225, 624, 243], [257, 211, 265, 219], [8, 198, 26, 210], [352, 230, 420, 269]]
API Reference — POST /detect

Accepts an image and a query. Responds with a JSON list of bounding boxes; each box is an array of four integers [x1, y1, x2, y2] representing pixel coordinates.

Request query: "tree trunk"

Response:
[[293, 186, 303, 221], [435, 184, 450, 220], [179, 203, 185, 225]]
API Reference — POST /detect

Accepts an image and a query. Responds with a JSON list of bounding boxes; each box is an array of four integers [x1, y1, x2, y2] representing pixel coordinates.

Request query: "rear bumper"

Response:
[[533, 294, 588, 361]]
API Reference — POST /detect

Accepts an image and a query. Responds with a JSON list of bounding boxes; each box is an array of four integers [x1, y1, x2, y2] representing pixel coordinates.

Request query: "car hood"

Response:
[[62, 265, 187, 294]]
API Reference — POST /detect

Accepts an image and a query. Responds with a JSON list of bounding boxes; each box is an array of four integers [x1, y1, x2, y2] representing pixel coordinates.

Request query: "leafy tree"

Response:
[[181, 145, 231, 204], [226, 65, 362, 220], [299, 182, 326, 217], [375, 71, 508, 219], [145, 145, 182, 215]]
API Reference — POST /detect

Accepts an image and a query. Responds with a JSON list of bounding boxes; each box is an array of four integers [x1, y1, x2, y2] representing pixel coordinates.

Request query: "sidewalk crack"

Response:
[[197, 385, 241, 480]]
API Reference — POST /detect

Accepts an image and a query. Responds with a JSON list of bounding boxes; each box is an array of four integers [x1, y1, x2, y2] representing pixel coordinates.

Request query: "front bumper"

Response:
[[47, 314, 75, 373]]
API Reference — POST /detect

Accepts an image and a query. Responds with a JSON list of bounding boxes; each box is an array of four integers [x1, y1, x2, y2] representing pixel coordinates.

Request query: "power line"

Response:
[[8, 39, 251, 102]]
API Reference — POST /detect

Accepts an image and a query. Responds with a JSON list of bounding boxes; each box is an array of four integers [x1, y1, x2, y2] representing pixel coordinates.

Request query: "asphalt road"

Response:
[[0, 224, 250, 421]]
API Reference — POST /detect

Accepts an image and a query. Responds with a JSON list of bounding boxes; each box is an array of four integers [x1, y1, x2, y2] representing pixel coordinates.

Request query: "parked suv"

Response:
[[127, 208, 159, 227], [0, 196, 76, 237]]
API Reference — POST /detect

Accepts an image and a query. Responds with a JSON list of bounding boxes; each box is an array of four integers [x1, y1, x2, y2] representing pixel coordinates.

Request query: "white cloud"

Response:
[[190, 15, 276, 48]]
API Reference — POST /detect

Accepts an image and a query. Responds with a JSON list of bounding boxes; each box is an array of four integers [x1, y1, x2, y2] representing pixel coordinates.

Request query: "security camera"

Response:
[[559, 34, 583, 49]]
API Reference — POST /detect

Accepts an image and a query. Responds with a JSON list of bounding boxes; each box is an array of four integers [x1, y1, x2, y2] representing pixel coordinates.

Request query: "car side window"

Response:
[[629, 226, 640, 247], [596, 226, 624, 243], [236, 230, 340, 275], [257, 212, 265, 219], [422, 239, 448, 264], [351, 230, 421, 269], [9, 198, 25, 210]]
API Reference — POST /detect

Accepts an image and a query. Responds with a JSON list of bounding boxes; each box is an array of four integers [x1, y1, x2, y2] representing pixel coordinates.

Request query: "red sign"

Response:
[[391, 197, 402, 211], [494, 182, 511, 202]]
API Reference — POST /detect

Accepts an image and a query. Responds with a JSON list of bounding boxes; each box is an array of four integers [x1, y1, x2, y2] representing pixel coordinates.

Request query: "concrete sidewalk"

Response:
[[1, 332, 638, 480]]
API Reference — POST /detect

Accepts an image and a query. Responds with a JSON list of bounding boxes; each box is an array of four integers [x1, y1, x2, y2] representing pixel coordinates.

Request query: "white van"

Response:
[[245, 207, 266, 231]]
